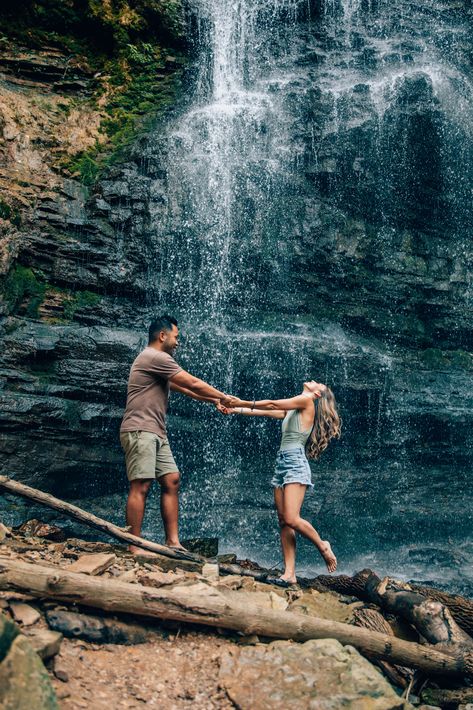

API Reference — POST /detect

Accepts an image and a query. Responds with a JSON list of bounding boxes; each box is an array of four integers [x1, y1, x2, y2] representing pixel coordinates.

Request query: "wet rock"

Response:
[[138, 569, 185, 587], [10, 602, 41, 626], [201, 563, 219, 581], [27, 629, 63, 661], [46, 610, 148, 645], [182, 538, 219, 557], [0, 612, 19, 662], [288, 590, 363, 623], [53, 664, 69, 682], [219, 639, 412, 710], [16, 520, 66, 542], [67, 553, 116, 575], [0, 634, 58, 709]]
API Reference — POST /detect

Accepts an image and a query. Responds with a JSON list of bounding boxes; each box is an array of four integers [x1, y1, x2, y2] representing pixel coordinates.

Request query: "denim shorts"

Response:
[[271, 447, 313, 489]]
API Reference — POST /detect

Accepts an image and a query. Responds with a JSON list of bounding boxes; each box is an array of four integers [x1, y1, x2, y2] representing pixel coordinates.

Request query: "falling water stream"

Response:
[[140, 0, 473, 592]]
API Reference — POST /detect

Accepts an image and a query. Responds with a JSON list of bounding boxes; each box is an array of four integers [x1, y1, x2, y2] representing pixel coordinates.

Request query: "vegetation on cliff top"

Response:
[[0, 0, 187, 184]]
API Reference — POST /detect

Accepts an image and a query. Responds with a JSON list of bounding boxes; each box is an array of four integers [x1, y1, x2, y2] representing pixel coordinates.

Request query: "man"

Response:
[[120, 314, 232, 554]]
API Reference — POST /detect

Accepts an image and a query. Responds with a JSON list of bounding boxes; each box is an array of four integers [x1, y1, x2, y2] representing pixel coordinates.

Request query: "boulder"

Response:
[[0, 634, 58, 710], [219, 638, 412, 710], [0, 612, 19, 662]]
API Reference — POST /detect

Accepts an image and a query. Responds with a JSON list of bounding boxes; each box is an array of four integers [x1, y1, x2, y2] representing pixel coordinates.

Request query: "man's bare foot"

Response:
[[128, 545, 158, 557], [319, 541, 337, 573]]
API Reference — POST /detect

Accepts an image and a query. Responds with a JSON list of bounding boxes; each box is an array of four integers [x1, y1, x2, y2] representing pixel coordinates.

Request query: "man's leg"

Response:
[[126, 478, 153, 554], [158, 471, 184, 548]]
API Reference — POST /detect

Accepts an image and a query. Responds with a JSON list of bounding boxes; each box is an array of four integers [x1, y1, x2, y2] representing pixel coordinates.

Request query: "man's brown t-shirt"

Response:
[[120, 347, 182, 438]]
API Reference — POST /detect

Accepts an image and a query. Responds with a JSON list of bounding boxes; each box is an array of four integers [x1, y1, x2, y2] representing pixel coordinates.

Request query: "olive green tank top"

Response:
[[279, 409, 312, 451]]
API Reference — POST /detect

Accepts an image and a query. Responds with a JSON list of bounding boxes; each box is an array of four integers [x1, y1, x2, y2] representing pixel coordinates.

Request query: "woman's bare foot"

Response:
[[319, 541, 337, 573], [280, 575, 297, 585]]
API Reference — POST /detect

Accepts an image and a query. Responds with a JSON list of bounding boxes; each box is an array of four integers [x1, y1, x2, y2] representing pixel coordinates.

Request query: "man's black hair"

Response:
[[148, 315, 178, 343]]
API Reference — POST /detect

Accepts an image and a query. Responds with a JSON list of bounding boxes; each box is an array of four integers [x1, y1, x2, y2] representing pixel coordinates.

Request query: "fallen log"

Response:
[[0, 557, 473, 678], [311, 569, 473, 638], [421, 685, 473, 708], [352, 606, 413, 689], [45, 609, 148, 645], [0, 475, 272, 581], [363, 571, 473, 651], [0, 475, 200, 563]]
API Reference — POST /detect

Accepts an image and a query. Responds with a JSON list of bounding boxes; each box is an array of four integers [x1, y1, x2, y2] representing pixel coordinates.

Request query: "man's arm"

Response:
[[170, 381, 218, 404], [170, 370, 232, 404]]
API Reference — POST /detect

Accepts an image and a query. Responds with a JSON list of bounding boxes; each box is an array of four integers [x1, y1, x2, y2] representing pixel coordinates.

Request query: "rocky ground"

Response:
[[0, 519, 434, 710]]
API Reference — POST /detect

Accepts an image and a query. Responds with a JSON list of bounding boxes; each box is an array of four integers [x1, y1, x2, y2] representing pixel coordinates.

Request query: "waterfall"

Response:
[[142, 0, 473, 592]]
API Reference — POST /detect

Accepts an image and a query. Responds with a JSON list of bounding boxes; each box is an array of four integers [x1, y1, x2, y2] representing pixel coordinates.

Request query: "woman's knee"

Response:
[[277, 515, 286, 529], [283, 515, 301, 529]]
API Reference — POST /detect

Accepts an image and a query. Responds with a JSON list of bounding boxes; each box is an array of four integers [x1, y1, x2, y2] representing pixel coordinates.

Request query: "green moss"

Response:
[[449, 349, 473, 370], [2, 266, 46, 317], [62, 289, 101, 320], [0, 199, 22, 227], [1, 267, 101, 321], [60, 148, 102, 186], [420, 347, 473, 371], [421, 348, 448, 369]]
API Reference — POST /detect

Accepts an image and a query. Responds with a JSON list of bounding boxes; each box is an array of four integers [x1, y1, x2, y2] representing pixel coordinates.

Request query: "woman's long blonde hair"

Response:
[[305, 387, 341, 460]]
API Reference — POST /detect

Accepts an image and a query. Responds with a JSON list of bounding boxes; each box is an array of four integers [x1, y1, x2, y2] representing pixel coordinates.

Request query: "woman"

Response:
[[221, 381, 341, 585]]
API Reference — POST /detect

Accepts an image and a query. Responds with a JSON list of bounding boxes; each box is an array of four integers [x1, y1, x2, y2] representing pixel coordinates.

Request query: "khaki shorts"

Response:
[[120, 431, 179, 481]]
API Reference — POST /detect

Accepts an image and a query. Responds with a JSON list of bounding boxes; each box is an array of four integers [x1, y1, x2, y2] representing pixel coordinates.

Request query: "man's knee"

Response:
[[129, 479, 153, 497], [159, 472, 180, 492]]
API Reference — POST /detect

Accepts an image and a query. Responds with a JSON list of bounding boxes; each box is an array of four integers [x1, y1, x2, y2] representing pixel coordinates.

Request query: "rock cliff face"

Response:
[[0, 0, 472, 592]]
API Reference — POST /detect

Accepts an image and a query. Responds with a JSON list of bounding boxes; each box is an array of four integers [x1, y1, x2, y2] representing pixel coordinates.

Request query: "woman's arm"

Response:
[[170, 382, 218, 404], [218, 405, 285, 419], [228, 393, 318, 412]]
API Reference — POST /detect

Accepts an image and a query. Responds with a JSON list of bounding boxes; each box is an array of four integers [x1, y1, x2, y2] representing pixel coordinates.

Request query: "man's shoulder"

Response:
[[133, 347, 180, 369]]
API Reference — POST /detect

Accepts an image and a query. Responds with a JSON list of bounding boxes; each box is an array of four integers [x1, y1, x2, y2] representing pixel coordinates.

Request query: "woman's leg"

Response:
[[273, 487, 297, 583], [282, 483, 337, 572]]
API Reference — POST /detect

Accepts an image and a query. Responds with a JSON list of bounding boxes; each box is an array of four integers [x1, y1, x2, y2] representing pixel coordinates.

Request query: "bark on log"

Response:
[[421, 686, 473, 708], [0, 476, 201, 563], [352, 607, 413, 689], [0, 475, 280, 581], [310, 569, 473, 638], [363, 572, 473, 651], [0, 557, 473, 678]]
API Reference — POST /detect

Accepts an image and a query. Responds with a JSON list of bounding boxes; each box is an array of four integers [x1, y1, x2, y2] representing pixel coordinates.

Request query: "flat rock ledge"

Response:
[[219, 638, 413, 710]]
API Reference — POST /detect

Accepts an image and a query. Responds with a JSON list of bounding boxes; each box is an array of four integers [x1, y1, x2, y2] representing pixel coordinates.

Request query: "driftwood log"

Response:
[[421, 685, 473, 708], [0, 476, 270, 580], [0, 557, 472, 678], [311, 569, 473, 638], [363, 571, 473, 652], [352, 607, 413, 689], [0, 475, 201, 563]]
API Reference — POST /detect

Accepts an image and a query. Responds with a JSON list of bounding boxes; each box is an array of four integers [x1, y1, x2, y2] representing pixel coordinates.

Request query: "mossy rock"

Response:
[[0, 634, 58, 710], [0, 613, 19, 663]]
